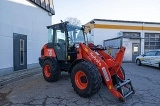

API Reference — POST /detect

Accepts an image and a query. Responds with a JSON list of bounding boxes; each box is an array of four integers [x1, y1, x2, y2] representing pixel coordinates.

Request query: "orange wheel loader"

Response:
[[39, 22, 135, 102]]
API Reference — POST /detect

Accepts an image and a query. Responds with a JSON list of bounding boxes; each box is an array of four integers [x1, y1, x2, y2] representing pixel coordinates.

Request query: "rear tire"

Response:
[[71, 61, 102, 97], [43, 59, 61, 82], [136, 59, 141, 66]]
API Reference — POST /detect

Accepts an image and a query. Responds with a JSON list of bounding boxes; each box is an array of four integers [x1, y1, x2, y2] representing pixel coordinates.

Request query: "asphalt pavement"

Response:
[[0, 67, 41, 87], [0, 63, 160, 106]]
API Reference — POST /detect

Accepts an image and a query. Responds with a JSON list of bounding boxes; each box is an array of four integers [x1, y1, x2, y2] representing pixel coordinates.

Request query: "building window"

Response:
[[144, 33, 160, 52], [123, 32, 140, 38], [20, 39, 24, 65], [29, 0, 55, 15]]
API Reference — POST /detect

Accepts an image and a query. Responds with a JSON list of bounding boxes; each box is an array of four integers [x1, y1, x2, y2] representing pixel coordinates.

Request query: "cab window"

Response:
[[48, 28, 53, 43], [54, 30, 65, 43]]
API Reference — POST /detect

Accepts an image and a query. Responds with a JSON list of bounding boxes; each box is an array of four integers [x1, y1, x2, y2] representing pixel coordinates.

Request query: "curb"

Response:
[[0, 68, 41, 87]]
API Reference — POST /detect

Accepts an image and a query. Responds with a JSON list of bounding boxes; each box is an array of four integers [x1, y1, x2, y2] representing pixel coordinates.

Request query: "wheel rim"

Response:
[[44, 65, 51, 77], [75, 71, 88, 90]]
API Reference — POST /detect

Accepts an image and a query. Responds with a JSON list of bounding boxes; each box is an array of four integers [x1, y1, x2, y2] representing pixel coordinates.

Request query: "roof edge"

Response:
[[92, 19, 160, 25]]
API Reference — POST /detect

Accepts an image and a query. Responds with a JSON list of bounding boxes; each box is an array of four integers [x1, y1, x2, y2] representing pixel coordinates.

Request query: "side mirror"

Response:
[[142, 54, 145, 57]]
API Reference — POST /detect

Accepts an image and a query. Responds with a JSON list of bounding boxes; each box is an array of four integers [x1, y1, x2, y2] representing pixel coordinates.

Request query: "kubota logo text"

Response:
[[90, 52, 101, 66]]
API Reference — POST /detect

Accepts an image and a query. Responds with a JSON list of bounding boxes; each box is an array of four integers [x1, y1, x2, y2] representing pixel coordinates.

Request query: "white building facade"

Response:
[[0, 0, 54, 76], [86, 19, 160, 62]]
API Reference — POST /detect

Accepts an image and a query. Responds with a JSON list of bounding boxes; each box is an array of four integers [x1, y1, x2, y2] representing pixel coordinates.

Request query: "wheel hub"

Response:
[[80, 76, 87, 83], [44, 65, 51, 77], [75, 71, 88, 90]]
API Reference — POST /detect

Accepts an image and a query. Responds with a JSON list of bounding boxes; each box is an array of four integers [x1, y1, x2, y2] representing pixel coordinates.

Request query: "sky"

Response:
[[52, 0, 160, 25]]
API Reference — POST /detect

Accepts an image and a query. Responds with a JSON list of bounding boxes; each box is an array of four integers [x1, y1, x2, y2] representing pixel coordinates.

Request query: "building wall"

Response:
[[89, 20, 160, 52], [93, 28, 142, 45], [87, 19, 160, 61], [122, 38, 140, 61], [0, 0, 52, 75]]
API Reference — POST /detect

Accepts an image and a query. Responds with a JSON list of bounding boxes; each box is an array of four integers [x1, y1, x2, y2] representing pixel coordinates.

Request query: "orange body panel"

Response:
[[41, 44, 56, 57]]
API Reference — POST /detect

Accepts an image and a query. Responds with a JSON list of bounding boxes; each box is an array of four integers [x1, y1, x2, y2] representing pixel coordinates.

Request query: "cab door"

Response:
[[52, 25, 66, 61]]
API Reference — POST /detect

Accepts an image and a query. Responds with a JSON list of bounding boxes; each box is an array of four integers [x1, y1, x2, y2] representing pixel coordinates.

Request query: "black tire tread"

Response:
[[136, 59, 141, 66], [71, 61, 102, 97], [43, 59, 61, 82]]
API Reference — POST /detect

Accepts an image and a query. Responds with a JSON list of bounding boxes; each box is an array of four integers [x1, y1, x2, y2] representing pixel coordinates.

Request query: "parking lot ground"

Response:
[[0, 63, 160, 106]]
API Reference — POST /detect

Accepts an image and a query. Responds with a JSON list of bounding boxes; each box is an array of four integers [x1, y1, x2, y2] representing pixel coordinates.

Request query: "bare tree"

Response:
[[65, 17, 81, 26]]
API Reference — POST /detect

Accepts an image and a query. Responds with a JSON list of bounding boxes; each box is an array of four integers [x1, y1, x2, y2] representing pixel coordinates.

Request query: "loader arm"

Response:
[[97, 47, 125, 80], [77, 43, 134, 101]]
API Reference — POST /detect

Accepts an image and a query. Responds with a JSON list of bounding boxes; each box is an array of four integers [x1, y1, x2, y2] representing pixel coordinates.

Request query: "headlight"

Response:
[[75, 43, 80, 48]]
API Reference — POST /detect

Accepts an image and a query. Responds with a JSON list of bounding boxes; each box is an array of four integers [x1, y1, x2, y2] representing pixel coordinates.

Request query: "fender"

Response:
[[68, 59, 85, 73], [39, 56, 59, 68], [41, 44, 56, 58], [39, 43, 56, 67]]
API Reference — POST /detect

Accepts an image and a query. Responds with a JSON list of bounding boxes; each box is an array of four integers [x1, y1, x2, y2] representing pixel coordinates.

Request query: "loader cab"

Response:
[[47, 22, 85, 62]]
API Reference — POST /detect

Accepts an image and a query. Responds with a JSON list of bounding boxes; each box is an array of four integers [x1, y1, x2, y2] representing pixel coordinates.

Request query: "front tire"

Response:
[[43, 59, 61, 82], [136, 59, 141, 66], [71, 61, 102, 97]]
